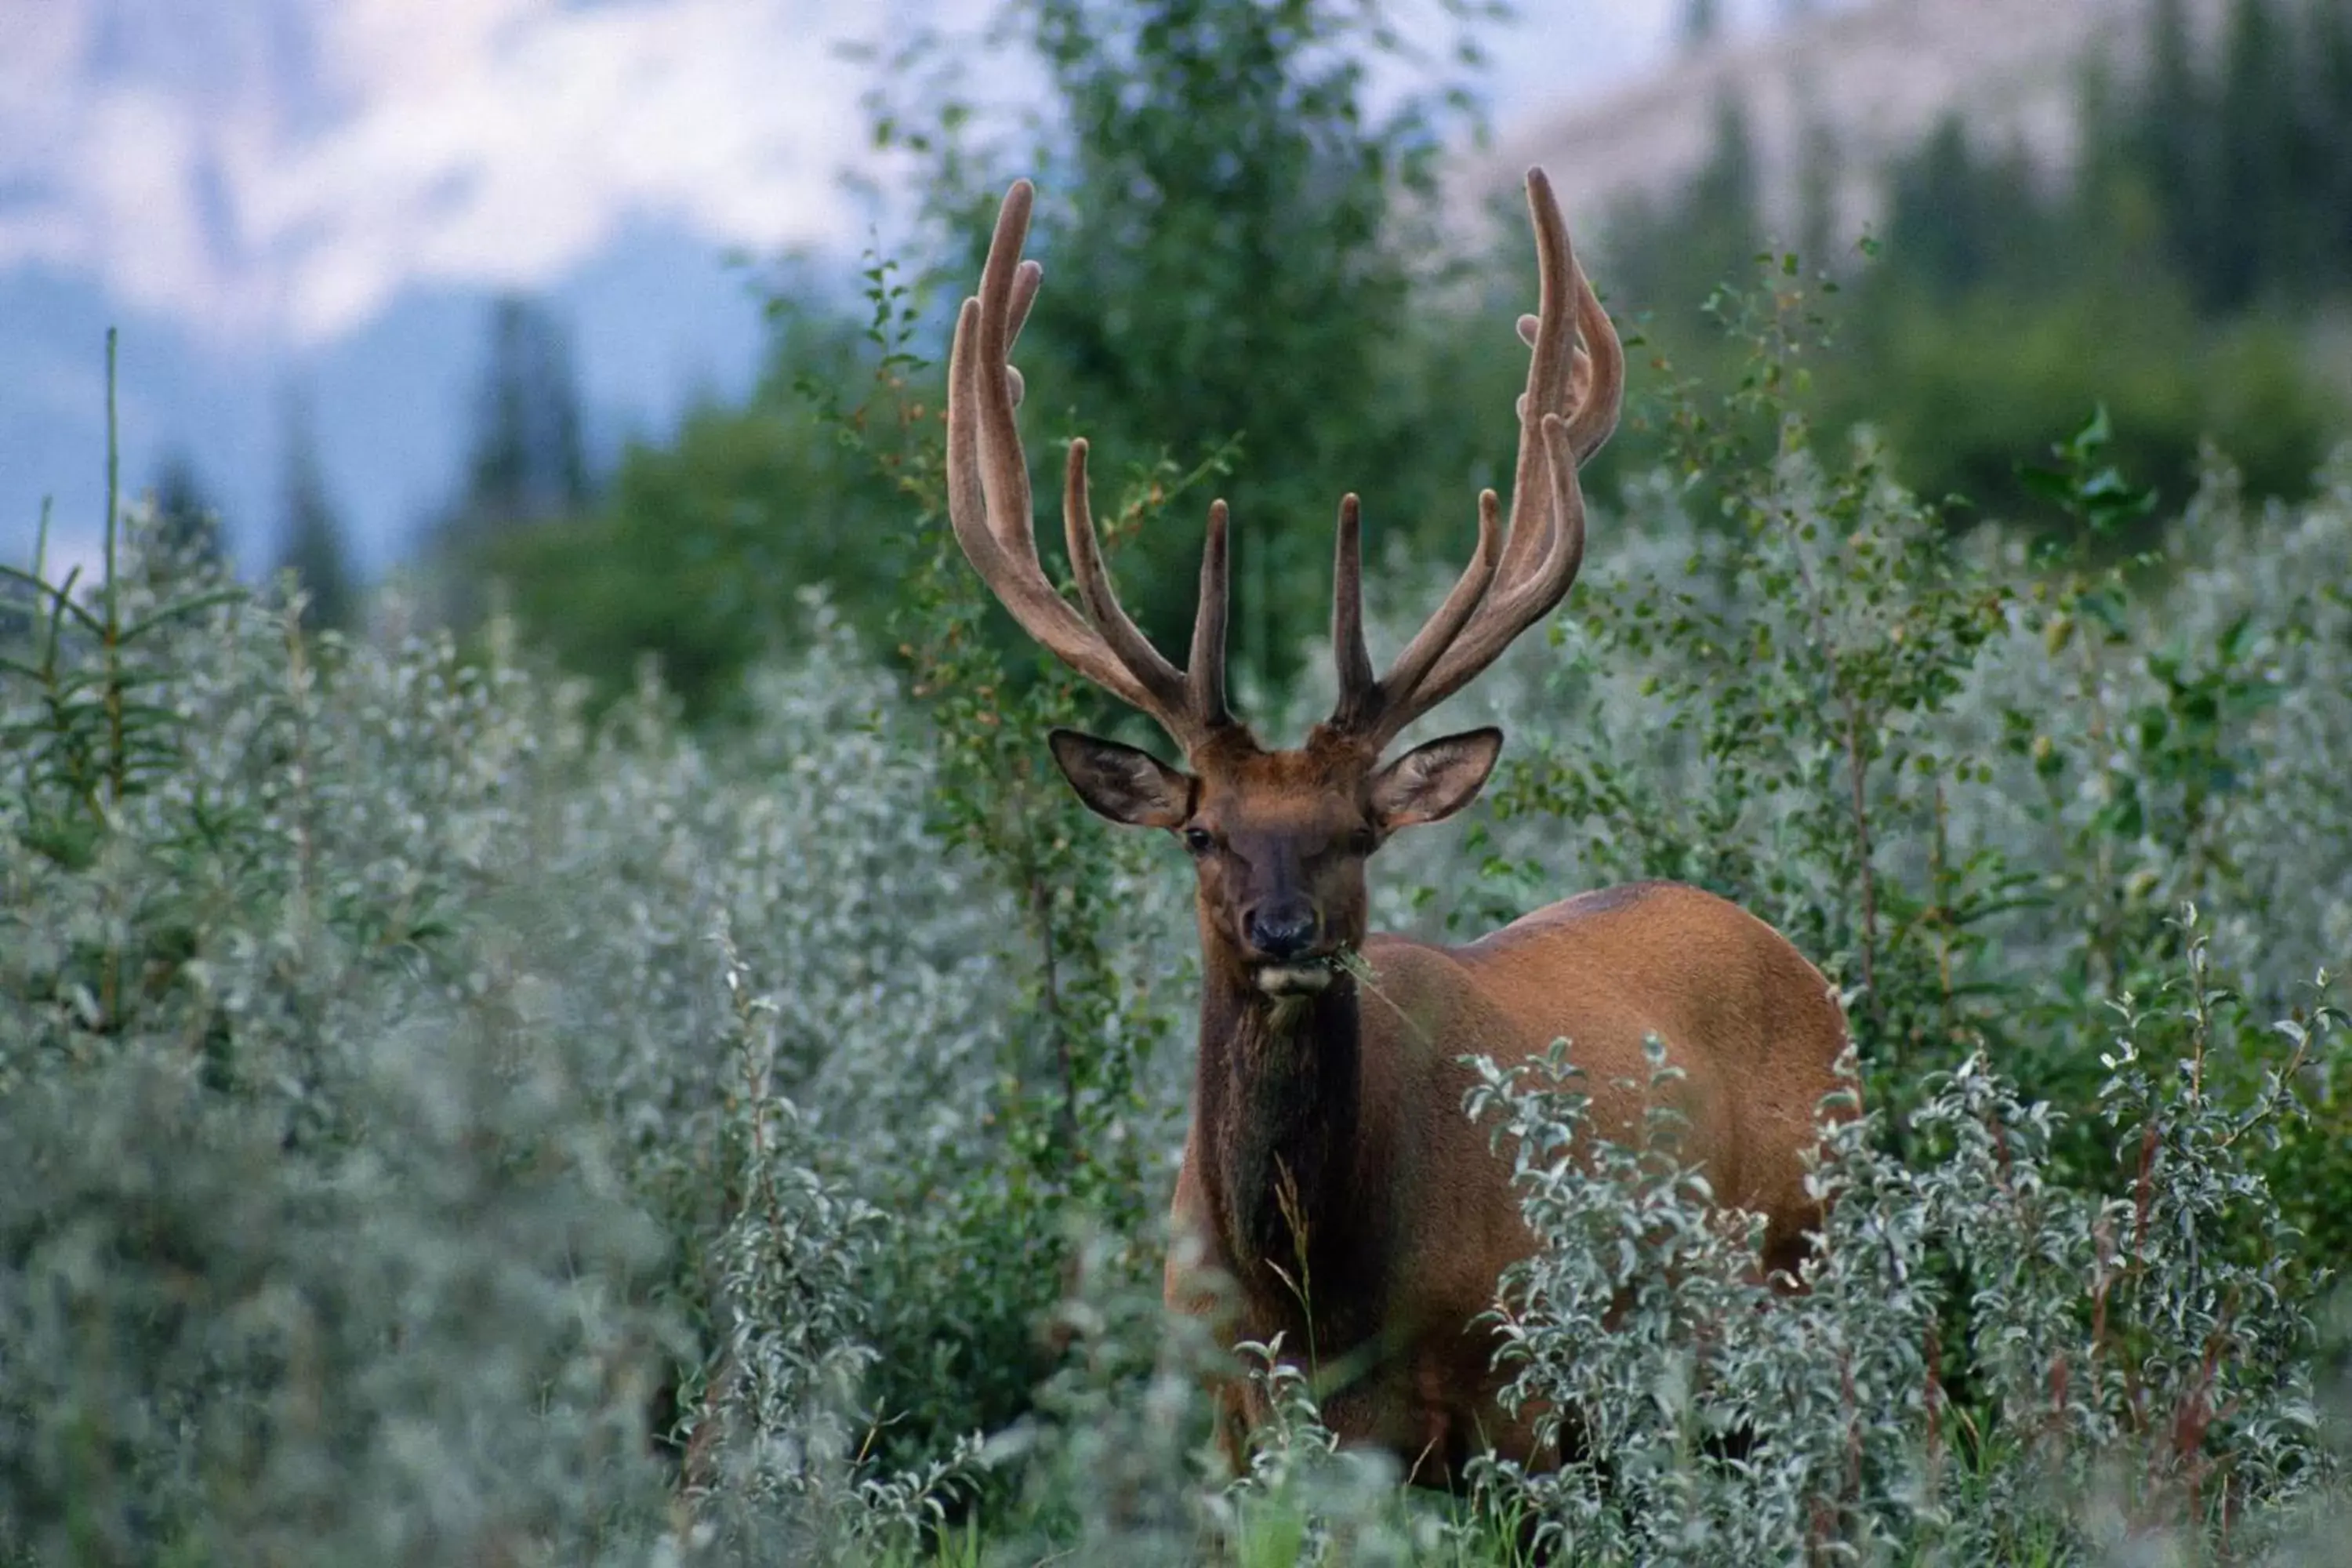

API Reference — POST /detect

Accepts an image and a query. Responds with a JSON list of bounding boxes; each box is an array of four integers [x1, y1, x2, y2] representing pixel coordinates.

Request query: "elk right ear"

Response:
[[1047, 729, 1193, 829]]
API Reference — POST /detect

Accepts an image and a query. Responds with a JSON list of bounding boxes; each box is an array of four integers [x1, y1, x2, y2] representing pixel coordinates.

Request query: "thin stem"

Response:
[[1933, 779, 1955, 1044], [100, 329, 125, 1029], [1028, 867, 1082, 1163], [1838, 682, 1883, 1033], [282, 605, 322, 1095], [2186, 929, 2212, 1100], [1780, 499, 1884, 1037], [1271, 1158, 1318, 1374], [2071, 572, 2118, 992], [103, 329, 118, 636]]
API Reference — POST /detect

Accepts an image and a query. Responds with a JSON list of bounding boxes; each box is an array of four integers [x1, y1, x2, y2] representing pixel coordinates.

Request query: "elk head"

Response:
[[946, 171, 1623, 997]]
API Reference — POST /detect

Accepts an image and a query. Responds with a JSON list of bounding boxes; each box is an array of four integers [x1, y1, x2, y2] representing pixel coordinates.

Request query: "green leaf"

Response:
[[119, 588, 248, 645]]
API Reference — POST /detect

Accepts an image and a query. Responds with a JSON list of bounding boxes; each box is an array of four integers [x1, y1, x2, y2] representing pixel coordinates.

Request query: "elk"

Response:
[[944, 170, 1851, 1483]]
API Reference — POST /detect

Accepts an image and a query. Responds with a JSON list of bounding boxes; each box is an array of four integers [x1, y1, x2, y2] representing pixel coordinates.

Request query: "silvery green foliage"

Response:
[[0, 517, 1004, 1560], [2, 516, 682, 1561], [473, 584, 1018, 1168], [978, 1240, 1475, 1568], [1462, 920, 2338, 1564], [1352, 433, 2352, 1033], [973, 1227, 1225, 1563], [676, 935, 981, 1563], [9, 431, 2352, 1562], [0, 1011, 678, 1566], [1210, 1342, 1483, 1567], [2142, 450, 2352, 992], [1907, 448, 2352, 1014]]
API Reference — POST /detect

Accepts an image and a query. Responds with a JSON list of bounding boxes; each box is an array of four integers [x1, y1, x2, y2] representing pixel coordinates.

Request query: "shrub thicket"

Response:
[[6, 224, 2352, 1561]]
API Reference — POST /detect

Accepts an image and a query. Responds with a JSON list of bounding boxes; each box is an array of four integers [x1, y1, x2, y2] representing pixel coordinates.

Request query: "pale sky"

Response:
[[0, 0, 1806, 352], [0, 0, 1827, 589]]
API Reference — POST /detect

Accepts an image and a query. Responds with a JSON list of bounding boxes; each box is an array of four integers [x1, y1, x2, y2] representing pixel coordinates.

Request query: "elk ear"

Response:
[[1370, 727, 1502, 831], [1048, 728, 1193, 829]]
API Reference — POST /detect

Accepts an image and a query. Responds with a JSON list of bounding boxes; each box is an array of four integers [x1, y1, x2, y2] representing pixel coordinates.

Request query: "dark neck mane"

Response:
[[1192, 964, 1387, 1343]]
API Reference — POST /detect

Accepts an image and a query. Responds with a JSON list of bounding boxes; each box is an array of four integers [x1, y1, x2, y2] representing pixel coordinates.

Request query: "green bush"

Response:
[[1468, 942, 2339, 1563], [1829, 276, 2336, 526], [9, 260, 2352, 1562], [471, 304, 908, 723]]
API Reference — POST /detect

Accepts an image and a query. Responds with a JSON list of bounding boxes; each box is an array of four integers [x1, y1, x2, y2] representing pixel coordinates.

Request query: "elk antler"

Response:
[[946, 180, 1234, 755], [1327, 168, 1624, 752]]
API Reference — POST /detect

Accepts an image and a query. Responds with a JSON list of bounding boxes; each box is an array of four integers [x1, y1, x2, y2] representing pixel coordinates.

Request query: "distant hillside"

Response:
[[1475, 0, 2223, 248]]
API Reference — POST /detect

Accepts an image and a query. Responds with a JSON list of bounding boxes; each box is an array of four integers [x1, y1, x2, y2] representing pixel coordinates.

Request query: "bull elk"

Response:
[[945, 170, 1851, 1483]]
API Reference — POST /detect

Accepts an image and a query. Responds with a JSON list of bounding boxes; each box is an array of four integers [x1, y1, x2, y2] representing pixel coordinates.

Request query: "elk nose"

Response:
[[1245, 902, 1319, 960]]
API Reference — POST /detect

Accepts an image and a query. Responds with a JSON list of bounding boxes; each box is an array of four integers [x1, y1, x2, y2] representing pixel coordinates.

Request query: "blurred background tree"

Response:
[[147, 452, 223, 572], [865, 0, 1517, 694], [1679, 0, 1725, 49], [461, 0, 2348, 726], [1606, 0, 2347, 528], [426, 296, 597, 633], [274, 392, 358, 633], [458, 296, 592, 532], [474, 296, 902, 720]]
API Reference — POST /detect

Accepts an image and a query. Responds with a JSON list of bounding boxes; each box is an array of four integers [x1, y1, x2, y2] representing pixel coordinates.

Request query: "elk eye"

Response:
[[1181, 827, 1215, 855]]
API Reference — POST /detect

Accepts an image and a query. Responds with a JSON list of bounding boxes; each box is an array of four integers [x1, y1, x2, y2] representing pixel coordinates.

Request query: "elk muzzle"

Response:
[[1243, 898, 1333, 994]]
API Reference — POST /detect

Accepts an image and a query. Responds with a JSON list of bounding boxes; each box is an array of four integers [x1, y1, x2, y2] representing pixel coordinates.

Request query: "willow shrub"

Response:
[[5, 272, 2352, 1560], [1466, 923, 2342, 1563]]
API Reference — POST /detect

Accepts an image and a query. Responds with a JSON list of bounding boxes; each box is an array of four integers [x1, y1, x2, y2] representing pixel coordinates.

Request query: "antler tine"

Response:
[[1488, 168, 1583, 593], [947, 296, 1145, 710], [1326, 488, 1501, 742], [1006, 255, 1043, 359], [1324, 169, 1621, 750], [1460, 412, 1586, 639], [1187, 501, 1232, 724], [946, 180, 1228, 753], [1330, 495, 1376, 728], [1408, 216, 1618, 708], [1374, 490, 1503, 699], [1563, 268, 1624, 463], [971, 187, 1037, 560], [1063, 437, 1191, 714]]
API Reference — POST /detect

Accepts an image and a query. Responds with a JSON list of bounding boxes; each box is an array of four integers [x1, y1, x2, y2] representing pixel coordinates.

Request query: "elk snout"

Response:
[[1243, 900, 1320, 960]]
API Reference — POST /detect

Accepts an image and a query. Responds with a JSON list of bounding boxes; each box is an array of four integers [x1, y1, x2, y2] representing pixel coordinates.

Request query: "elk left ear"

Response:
[[1370, 728, 1503, 831]]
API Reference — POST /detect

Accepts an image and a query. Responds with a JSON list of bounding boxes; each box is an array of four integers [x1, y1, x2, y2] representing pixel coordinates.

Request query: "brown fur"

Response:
[[1125, 729, 1852, 1486]]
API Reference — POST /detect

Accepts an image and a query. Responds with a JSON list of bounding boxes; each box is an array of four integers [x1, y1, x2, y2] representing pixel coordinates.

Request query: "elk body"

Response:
[[946, 172, 1851, 1484]]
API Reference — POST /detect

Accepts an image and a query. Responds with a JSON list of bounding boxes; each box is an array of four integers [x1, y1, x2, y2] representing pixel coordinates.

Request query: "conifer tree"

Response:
[[1682, 0, 1724, 49], [275, 394, 358, 632], [2211, 0, 2295, 307], [149, 451, 224, 572], [458, 296, 590, 533]]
